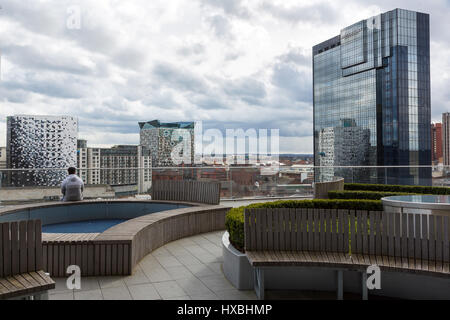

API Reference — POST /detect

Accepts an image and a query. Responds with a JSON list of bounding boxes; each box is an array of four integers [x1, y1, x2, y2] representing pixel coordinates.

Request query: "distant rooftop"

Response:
[[139, 120, 194, 130], [8, 114, 77, 119]]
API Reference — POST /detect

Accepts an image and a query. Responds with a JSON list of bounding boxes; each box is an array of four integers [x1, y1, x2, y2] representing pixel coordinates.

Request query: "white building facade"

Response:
[[6, 115, 78, 187]]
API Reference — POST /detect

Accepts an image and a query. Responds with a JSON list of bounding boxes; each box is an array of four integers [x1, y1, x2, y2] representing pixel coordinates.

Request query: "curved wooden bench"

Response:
[[0, 220, 55, 300], [244, 208, 450, 299], [152, 180, 221, 205]]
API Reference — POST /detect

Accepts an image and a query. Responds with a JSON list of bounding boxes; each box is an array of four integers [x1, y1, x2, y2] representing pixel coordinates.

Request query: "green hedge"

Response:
[[328, 190, 423, 200], [225, 199, 382, 252], [344, 183, 450, 195]]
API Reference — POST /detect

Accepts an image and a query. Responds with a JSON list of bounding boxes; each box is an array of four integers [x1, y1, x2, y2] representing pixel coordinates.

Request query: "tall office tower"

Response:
[[77, 139, 101, 185], [139, 120, 195, 167], [431, 123, 443, 164], [313, 8, 431, 185], [443, 113, 450, 166], [100, 145, 152, 193], [6, 115, 78, 186]]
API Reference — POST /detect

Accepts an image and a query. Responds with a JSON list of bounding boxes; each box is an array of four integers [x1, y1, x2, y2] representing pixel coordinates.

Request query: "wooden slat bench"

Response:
[[244, 208, 450, 299], [152, 180, 221, 205], [0, 220, 55, 300]]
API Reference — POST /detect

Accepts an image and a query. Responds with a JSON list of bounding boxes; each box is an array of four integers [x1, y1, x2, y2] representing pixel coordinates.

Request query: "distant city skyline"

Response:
[[0, 1, 448, 154]]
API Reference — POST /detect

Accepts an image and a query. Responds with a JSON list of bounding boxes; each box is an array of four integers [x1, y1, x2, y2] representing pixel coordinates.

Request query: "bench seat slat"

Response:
[[0, 271, 55, 300], [247, 250, 450, 278]]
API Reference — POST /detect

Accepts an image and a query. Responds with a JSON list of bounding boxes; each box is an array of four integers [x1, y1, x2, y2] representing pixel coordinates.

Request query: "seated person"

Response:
[[61, 167, 84, 201]]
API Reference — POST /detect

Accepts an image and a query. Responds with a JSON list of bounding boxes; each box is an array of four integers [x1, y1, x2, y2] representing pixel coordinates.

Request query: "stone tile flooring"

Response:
[[49, 230, 257, 300]]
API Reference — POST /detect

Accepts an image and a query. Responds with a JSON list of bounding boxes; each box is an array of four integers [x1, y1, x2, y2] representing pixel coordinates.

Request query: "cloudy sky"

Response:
[[0, 0, 449, 153]]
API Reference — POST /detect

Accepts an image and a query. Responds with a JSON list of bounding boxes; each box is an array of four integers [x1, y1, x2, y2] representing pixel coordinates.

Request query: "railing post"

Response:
[[361, 271, 368, 300], [230, 169, 233, 199], [336, 270, 343, 300]]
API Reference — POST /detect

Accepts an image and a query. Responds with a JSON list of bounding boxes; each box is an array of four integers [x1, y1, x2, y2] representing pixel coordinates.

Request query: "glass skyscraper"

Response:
[[313, 8, 431, 185]]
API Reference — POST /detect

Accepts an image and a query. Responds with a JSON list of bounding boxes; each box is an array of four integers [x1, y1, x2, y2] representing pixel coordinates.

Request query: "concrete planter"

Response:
[[222, 232, 254, 290]]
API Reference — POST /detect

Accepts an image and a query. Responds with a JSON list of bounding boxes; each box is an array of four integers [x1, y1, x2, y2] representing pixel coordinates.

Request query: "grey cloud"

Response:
[[198, 0, 251, 19], [2, 73, 88, 99], [0, 87, 31, 104], [0, 0, 65, 37], [152, 62, 208, 94], [254, 119, 313, 138], [224, 52, 240, 61], [177, 43, 206, 57], [260, 2, 338, 25], [112, 47, 148, 70], [271, 63, 312, 103], [1, 0, 118, 57], [223, 78, 267, 103], [2, 45, 94, 76], [142, 90, 180, 109], [193, 96, 230, 110], [62, 20, 118, 57], [198, 116, 312, 138], [206, 15, 234, 41], [277, 47, 311, 67]]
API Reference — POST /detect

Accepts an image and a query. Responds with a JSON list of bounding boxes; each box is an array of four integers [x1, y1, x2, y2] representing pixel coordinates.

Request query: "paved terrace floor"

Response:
[[48, 230, 392, 300], [48, 230, 257, 300]]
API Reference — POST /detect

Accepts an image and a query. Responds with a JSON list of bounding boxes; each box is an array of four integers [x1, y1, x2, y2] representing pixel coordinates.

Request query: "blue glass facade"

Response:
[[313, 9, 431, 185]]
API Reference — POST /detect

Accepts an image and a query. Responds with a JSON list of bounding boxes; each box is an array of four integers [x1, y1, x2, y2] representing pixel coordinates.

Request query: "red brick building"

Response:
[[431, 122, 443, 164]]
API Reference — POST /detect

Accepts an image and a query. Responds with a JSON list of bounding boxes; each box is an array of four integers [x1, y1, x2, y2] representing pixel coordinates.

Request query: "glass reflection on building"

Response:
[[313, 8, 431, 185]]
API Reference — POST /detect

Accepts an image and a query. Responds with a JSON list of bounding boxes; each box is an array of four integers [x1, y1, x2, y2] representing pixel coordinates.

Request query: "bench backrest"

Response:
[[0, 220, 43, 277], [152, 180, 221, 205], [244, 208, 450, 264]]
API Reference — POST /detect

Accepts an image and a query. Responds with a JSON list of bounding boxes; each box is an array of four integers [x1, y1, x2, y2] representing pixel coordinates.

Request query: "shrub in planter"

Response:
[[344, 183, 450, 195], [225, 199, 382, 252], [328, 190, 423, 200]]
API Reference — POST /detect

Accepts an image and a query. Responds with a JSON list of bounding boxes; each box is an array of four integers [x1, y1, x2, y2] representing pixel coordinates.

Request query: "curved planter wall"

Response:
[[222, 232, 253, 290], [0, 201, 230, 277], [0, 200, 190, 225], [313, 177, 344, 199]]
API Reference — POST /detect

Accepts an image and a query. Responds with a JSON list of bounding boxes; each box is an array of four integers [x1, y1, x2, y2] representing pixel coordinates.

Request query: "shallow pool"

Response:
[[42, 219, 127, 233]]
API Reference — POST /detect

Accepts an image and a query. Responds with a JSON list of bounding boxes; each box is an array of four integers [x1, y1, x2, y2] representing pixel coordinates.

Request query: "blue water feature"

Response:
[[42, 219, 127, 233]]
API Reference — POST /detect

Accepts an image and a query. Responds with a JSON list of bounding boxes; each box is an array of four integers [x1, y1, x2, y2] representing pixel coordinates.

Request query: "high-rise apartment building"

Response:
[[431, 123, 443, 164], [443, 113, 450, 166], [317, 120, 370, 182], [6, 115, 78, 186], [99, 145, 152, 193], [77, 140, 101, 185], [0, 147, 6, 170], [139, 120, 195, 167], [313, 8, 431, 185], [0, 147, 6, 188], [76, 140, 152, 193]]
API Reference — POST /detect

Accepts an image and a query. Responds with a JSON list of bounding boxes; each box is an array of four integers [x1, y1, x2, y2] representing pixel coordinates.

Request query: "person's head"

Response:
[[68, 167, 76, 175]]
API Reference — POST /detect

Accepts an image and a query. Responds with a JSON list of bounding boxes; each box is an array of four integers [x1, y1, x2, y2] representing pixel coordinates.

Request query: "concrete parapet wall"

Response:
[[313, 177, 344, 199], [0, 185, 115, 202]]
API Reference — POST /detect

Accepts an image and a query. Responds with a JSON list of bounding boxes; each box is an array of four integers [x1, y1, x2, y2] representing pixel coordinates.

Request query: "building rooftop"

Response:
[[139, 120, 195, 130]]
